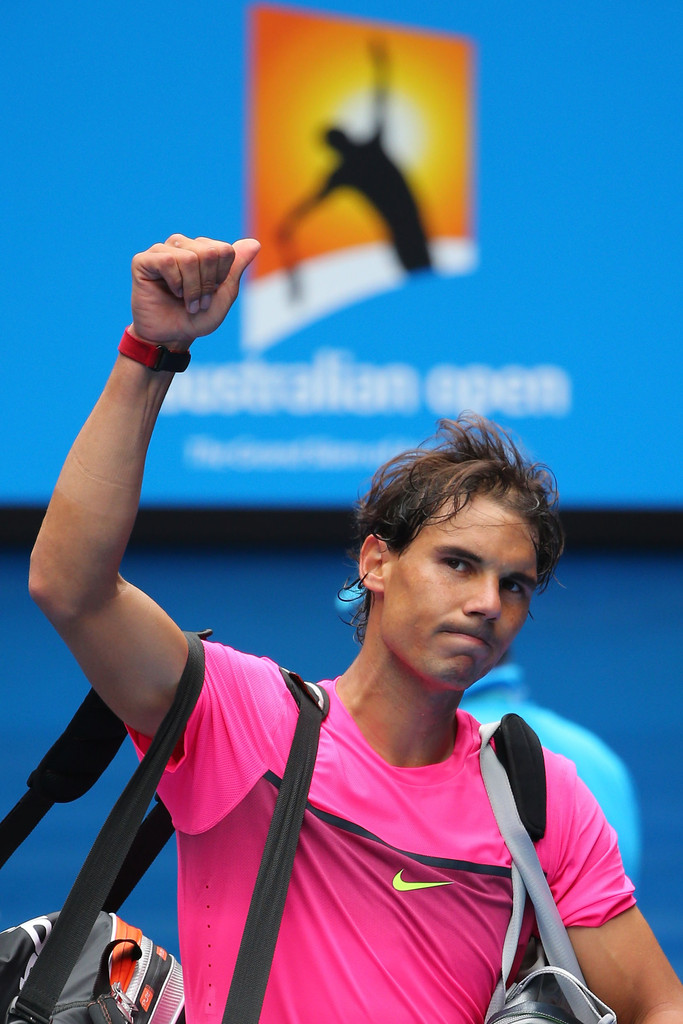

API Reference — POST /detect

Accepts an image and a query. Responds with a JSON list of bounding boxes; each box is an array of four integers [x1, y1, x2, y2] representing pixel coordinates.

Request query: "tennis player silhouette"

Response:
[[277, 39, 432, 299]]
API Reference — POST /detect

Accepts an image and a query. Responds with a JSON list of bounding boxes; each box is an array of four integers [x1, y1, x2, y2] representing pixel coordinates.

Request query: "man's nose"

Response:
[[463, 575, 502, 620]]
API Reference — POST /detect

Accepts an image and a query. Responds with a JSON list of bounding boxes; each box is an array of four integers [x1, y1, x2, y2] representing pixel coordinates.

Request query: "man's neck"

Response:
[[336, 645, 462, 768]]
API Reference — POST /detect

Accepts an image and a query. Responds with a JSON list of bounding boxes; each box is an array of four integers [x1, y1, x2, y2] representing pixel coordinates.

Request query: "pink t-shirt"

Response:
[[134, 640, 635, 1024]]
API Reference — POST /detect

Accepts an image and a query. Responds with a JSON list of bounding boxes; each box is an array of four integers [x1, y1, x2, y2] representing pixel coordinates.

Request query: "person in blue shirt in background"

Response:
[[336, 589, 641, 885]]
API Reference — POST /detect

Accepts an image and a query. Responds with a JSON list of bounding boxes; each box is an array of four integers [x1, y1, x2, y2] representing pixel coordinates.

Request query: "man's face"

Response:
[[362, 493, 538, 693]]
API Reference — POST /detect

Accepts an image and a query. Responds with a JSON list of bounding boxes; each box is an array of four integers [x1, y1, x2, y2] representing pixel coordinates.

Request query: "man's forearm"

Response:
[[29, 353, 172, 628]]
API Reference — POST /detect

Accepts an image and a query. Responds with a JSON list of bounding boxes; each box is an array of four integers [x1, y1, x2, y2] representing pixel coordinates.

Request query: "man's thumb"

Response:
[[231, 238, 261, 284]]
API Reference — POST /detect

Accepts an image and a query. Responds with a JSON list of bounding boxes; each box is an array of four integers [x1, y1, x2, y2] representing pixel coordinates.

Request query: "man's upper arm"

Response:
[[569, 906, 683, 1024], [56, 576, 190, 737]]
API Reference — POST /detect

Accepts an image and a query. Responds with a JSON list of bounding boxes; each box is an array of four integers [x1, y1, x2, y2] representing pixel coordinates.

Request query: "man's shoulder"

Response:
[[202, 638, 290, 689], [201, 639, 337, 720]]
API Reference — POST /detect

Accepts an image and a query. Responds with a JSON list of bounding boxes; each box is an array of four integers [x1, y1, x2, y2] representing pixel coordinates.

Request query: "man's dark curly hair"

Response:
[[344, 414, 564, 643]]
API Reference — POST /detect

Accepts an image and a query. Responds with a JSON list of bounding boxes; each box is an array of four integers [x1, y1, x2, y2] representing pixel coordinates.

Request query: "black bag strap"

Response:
[[13, 630, 208, 1024], [221, 668, 329, 1024], [102, 797, 175, 912], [491, 713, 546, 842]]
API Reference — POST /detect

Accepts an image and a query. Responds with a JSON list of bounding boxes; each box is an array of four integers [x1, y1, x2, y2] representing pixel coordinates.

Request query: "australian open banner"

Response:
[[3, 1, 681, 509]]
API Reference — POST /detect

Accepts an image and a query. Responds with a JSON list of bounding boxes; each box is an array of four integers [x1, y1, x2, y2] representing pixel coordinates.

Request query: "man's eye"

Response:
[[502, 579, 526, 596]]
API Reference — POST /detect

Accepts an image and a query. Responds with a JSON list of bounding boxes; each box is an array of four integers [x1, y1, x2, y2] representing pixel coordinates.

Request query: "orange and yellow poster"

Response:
[[243, 4, 476, 351]]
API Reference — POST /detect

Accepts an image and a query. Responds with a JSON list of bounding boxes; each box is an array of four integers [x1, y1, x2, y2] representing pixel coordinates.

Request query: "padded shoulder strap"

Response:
[[0, 691, 127, 870], [492, 713, 546, 842]]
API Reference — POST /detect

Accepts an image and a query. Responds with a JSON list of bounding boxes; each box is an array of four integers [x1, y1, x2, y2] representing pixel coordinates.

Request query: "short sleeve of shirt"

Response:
[[537, 747, 635, 927], [129, 640, 300, 834]]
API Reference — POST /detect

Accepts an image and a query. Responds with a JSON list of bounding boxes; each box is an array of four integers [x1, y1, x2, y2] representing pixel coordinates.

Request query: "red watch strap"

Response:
[[118, 327, 191, 372]]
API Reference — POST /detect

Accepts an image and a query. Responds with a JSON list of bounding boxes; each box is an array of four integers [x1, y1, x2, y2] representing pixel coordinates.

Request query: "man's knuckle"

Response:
[[177, 249, 200, 269]]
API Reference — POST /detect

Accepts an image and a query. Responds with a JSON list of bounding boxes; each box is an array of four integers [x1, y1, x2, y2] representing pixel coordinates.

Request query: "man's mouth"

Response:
[[440, 627, 491, 648]]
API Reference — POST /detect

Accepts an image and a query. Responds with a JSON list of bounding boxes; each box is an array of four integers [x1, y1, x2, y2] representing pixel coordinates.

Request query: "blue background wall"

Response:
[[1, 544, 682, 976]]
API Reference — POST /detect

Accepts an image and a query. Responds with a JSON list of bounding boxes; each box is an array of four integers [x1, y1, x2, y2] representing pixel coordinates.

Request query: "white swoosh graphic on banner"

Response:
[[241, 237, 478, 354]]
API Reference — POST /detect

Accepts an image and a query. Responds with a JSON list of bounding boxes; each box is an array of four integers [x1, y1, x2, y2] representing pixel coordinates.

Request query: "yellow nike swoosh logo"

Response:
[[392, 869, 454, 892]]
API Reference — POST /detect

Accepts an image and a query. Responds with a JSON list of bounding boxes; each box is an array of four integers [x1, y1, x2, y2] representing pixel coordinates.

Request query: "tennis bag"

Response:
[[0, 912, 183, 1024]]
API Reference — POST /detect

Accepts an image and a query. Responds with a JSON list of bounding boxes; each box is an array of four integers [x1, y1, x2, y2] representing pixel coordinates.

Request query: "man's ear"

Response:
[[359, 535, 388, 595]]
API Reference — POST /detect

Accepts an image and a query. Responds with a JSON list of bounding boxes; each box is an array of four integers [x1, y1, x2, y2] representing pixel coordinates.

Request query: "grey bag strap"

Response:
[[487, 861, 528, 1014], [479, 720, 593, 1021], [479, 719, 584, 980]]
